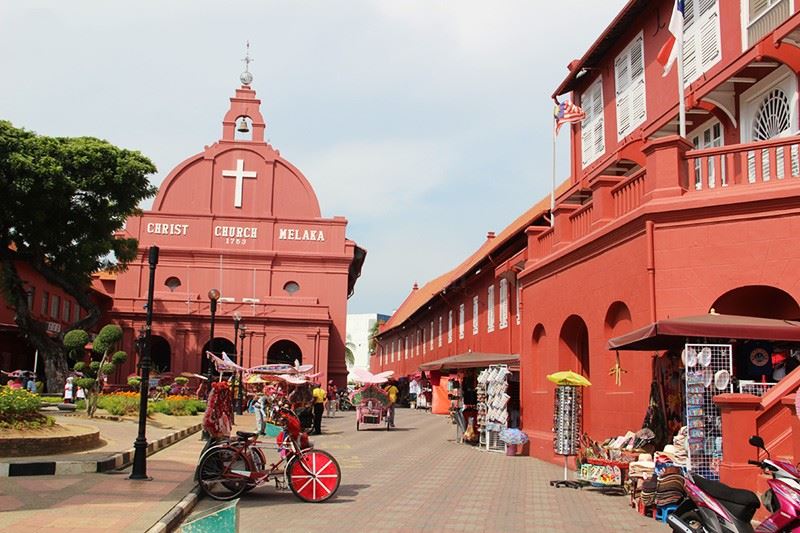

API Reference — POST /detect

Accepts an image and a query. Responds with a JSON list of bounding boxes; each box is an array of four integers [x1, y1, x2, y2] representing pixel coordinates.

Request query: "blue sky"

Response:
[[0, 0, 628, 315]]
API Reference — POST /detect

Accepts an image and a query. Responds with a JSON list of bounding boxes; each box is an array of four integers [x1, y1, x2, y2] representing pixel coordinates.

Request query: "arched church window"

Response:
[[165, 276, 181, 292], [283, 281, 300, 295]]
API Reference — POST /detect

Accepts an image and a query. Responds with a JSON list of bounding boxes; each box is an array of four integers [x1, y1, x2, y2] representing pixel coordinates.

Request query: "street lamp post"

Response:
[[233, 312, 242, 415], [130, 245, 159, 480], [237, 324, 247, 416], [202, 288, 220, 440]]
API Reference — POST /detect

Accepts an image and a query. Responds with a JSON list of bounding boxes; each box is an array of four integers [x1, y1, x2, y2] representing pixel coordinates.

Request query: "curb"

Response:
[[146, 484, 201, 533], [0, 423, 203, 477]]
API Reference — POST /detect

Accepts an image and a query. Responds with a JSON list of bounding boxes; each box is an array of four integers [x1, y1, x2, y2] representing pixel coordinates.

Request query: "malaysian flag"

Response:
[[657, 0, 684, 77], [553, 99, 585, 134]]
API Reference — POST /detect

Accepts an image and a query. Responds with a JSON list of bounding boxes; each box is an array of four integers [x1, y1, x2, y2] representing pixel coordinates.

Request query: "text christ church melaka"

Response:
[[101, 68, 365, 388]]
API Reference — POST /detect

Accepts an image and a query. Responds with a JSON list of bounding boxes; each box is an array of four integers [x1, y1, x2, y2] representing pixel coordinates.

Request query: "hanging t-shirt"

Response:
[[738, 341, 773, 381]]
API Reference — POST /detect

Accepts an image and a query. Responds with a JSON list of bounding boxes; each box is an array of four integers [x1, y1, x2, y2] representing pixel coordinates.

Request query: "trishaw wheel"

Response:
[[287, 450, 341, 503], [198, 446, 248, 501]]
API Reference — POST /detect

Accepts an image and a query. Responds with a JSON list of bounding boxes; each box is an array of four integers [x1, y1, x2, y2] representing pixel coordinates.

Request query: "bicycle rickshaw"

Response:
[[197, 354, 340, 503], [349, 368, 395, 431]]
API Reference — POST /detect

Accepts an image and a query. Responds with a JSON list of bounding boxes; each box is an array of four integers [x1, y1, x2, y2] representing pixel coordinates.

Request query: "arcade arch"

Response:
[[267, 340, 302, 366], [150, 335, 172, 373], [201, 337, 236, 376], [710, 285, 800, 320]]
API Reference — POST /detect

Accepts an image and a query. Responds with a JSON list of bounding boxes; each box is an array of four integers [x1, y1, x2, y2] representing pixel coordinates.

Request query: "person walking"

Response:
[[385, 379, 399, 428], [311, 382, 326, 435], [326, 380, 338, 418]]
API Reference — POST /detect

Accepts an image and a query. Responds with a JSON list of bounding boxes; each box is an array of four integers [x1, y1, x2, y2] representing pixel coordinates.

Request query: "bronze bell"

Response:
[[237, 117, 250, 133]]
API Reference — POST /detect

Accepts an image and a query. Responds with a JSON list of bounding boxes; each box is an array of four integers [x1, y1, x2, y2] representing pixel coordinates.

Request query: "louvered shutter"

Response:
[[616, 33, 646, 140], [683, 0, 720, 85], [581, 77, 604, 167], [749, 0, 770, 18]]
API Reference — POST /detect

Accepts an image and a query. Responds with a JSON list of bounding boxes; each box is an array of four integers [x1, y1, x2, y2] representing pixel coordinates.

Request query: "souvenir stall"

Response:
[[419, 353, 521, 448], [547, 371, 591, 488]]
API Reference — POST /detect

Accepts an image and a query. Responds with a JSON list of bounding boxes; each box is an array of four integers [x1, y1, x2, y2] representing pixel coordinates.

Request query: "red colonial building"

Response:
[[377, 0, 800, 495], [100, 74, 364, 387]]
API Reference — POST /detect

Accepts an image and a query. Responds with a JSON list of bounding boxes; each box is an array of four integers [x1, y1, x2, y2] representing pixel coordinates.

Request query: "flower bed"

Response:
[[0, 388, 55, 429], [78, 392, 207, 417]]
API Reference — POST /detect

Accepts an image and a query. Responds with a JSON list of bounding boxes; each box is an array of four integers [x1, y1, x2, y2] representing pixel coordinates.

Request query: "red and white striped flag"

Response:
[[657, 0, 684, 77], [553, 100, 585, 134]]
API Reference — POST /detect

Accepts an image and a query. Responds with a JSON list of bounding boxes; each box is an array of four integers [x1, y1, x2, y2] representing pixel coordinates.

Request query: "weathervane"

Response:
[[240, 41, 254, 86]]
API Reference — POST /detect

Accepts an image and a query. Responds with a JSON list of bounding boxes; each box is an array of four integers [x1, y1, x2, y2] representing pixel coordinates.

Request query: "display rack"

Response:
[[477, 364, 509, 453], [550, 384, 583, 488], [684, 343, 732, 481]]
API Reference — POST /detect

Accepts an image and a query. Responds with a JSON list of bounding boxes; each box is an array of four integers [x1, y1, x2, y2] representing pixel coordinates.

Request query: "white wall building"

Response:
[[346, 313, 389, 375]]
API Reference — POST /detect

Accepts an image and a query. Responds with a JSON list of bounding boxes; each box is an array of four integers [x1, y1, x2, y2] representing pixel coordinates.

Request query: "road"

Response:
[[186, 408, 664, 532]]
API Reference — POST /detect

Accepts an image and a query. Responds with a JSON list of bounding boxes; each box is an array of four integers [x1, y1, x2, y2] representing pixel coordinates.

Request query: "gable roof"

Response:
[[553, 0, 650, 98], [380, 182, 570, 336]]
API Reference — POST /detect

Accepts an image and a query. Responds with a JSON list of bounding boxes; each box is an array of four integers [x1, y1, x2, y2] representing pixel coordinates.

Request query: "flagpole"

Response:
[[551, 123, 557, 228], [676, 5, 686, 138]]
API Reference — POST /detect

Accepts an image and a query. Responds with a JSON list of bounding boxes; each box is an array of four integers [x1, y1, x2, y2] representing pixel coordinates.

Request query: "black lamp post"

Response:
[[233, 312, 242, 415], [202, 288, 220, 440], [237, 324, 247, 415], [130, 245, 159, 480]]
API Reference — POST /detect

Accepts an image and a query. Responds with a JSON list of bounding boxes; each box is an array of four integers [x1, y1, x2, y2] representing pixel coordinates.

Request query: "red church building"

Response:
[[101, 72, 364, 387], [376, 0, 800, 495]]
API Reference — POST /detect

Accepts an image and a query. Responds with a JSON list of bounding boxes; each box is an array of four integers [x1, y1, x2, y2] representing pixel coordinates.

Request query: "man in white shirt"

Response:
[[408, 378, 421, 409]]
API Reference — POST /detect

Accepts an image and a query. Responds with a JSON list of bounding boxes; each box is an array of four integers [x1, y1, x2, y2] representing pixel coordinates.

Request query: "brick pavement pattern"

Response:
[[0, 428, 206, 533], [190, 409, 667, 532]]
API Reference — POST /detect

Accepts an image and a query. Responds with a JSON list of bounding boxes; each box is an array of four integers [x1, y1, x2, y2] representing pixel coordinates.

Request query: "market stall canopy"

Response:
[[418, 352, 519, 372], [350, 368, 394, 384], [546, 370, 591, 387], [608, 314, 800, 351]]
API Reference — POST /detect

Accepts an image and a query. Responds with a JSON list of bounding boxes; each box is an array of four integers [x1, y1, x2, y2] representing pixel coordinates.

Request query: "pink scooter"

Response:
[[668, 438, 800, 532]]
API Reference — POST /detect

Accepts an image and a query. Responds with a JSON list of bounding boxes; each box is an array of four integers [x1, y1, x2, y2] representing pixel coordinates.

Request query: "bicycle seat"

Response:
[[236, 431, 258, 440], [693, 475, 760, 522]]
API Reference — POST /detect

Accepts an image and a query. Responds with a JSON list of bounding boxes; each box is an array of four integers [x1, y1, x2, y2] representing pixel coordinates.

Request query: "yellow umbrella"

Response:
[[546, 370, 591, 387]]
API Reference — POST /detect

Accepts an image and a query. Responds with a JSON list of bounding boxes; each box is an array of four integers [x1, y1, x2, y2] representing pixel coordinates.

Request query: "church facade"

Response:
[[103, 78, 364, 387]]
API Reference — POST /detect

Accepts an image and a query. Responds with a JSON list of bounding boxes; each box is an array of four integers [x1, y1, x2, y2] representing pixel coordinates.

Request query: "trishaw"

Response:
[[198, 353, 340, 502], [349, 368, 395, 431], [353, 385, 391, 431]]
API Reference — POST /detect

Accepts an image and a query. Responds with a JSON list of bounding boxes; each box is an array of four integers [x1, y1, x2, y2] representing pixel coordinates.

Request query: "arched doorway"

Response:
[[267, 340, 302, 366], [711, 285, 800, 320], [150, 336, 171, 373], [201, 337, 236, 376], [559, 315, 590, 378]]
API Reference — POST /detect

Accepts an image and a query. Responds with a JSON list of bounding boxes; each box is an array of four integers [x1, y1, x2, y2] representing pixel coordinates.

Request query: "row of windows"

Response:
[[26, 288, 82, 323], [378, 279, 523, 366], [581, 0, 722, 167]]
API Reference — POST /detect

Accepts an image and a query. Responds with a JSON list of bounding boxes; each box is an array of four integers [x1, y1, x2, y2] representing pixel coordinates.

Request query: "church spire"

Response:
[[221, 42, 266, 143]]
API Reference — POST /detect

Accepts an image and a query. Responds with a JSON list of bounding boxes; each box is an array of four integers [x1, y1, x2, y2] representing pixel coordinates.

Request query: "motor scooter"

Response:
[[667, 438, 800, 532], [748, 435, 800, 494]]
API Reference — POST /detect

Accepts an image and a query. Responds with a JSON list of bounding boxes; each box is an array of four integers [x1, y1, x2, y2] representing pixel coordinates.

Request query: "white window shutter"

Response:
[[459, 304, 465, 339], [698, 9, 720, 70], [581, 77, 604, 167], [473, 295, 479, 335], [616, 33, 646, 140], [499, 279, 508, 329]]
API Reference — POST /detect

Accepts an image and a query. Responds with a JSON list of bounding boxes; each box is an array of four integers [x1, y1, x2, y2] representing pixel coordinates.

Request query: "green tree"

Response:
[[0, 121, 156, 391], [344, 338, 356, 369], [368, 318, 385, 356], [64, 324, 127, 417]]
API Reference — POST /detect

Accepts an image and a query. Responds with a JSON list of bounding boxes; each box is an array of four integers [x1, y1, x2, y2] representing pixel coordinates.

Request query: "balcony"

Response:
[[686, 135, 800, 192], [748, 0, 792, 48]]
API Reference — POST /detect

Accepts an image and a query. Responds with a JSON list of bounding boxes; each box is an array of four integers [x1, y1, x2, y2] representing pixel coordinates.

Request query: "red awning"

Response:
[[608, 314, 800, 351], [418, 352, 519, 372]]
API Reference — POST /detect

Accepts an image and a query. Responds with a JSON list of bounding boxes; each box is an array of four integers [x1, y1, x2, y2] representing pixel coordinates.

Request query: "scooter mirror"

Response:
[[749, 435, 766, 450]]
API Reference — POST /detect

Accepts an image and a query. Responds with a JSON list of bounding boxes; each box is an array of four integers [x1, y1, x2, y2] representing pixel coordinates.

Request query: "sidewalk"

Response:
[[0, 413, 263, 533], [1, 412, 202, 476]]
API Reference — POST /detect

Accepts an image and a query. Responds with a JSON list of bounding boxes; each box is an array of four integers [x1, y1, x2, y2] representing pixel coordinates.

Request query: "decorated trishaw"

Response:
[[349, 368, 394, 431], [198, 353, 340, 502]]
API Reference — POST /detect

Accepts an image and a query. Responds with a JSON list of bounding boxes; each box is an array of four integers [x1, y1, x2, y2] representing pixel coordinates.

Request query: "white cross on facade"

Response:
[[222, 159, 257, 208]]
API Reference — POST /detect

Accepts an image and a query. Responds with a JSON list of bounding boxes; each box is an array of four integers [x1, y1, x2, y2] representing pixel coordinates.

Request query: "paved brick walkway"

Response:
[[189, 409, 666, 532], [0, 427, 206, 532]]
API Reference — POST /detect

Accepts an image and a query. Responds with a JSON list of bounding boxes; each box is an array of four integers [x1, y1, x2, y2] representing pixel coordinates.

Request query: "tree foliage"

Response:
[[0, 120, 156, 390], [65, 325, 128, 417]]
